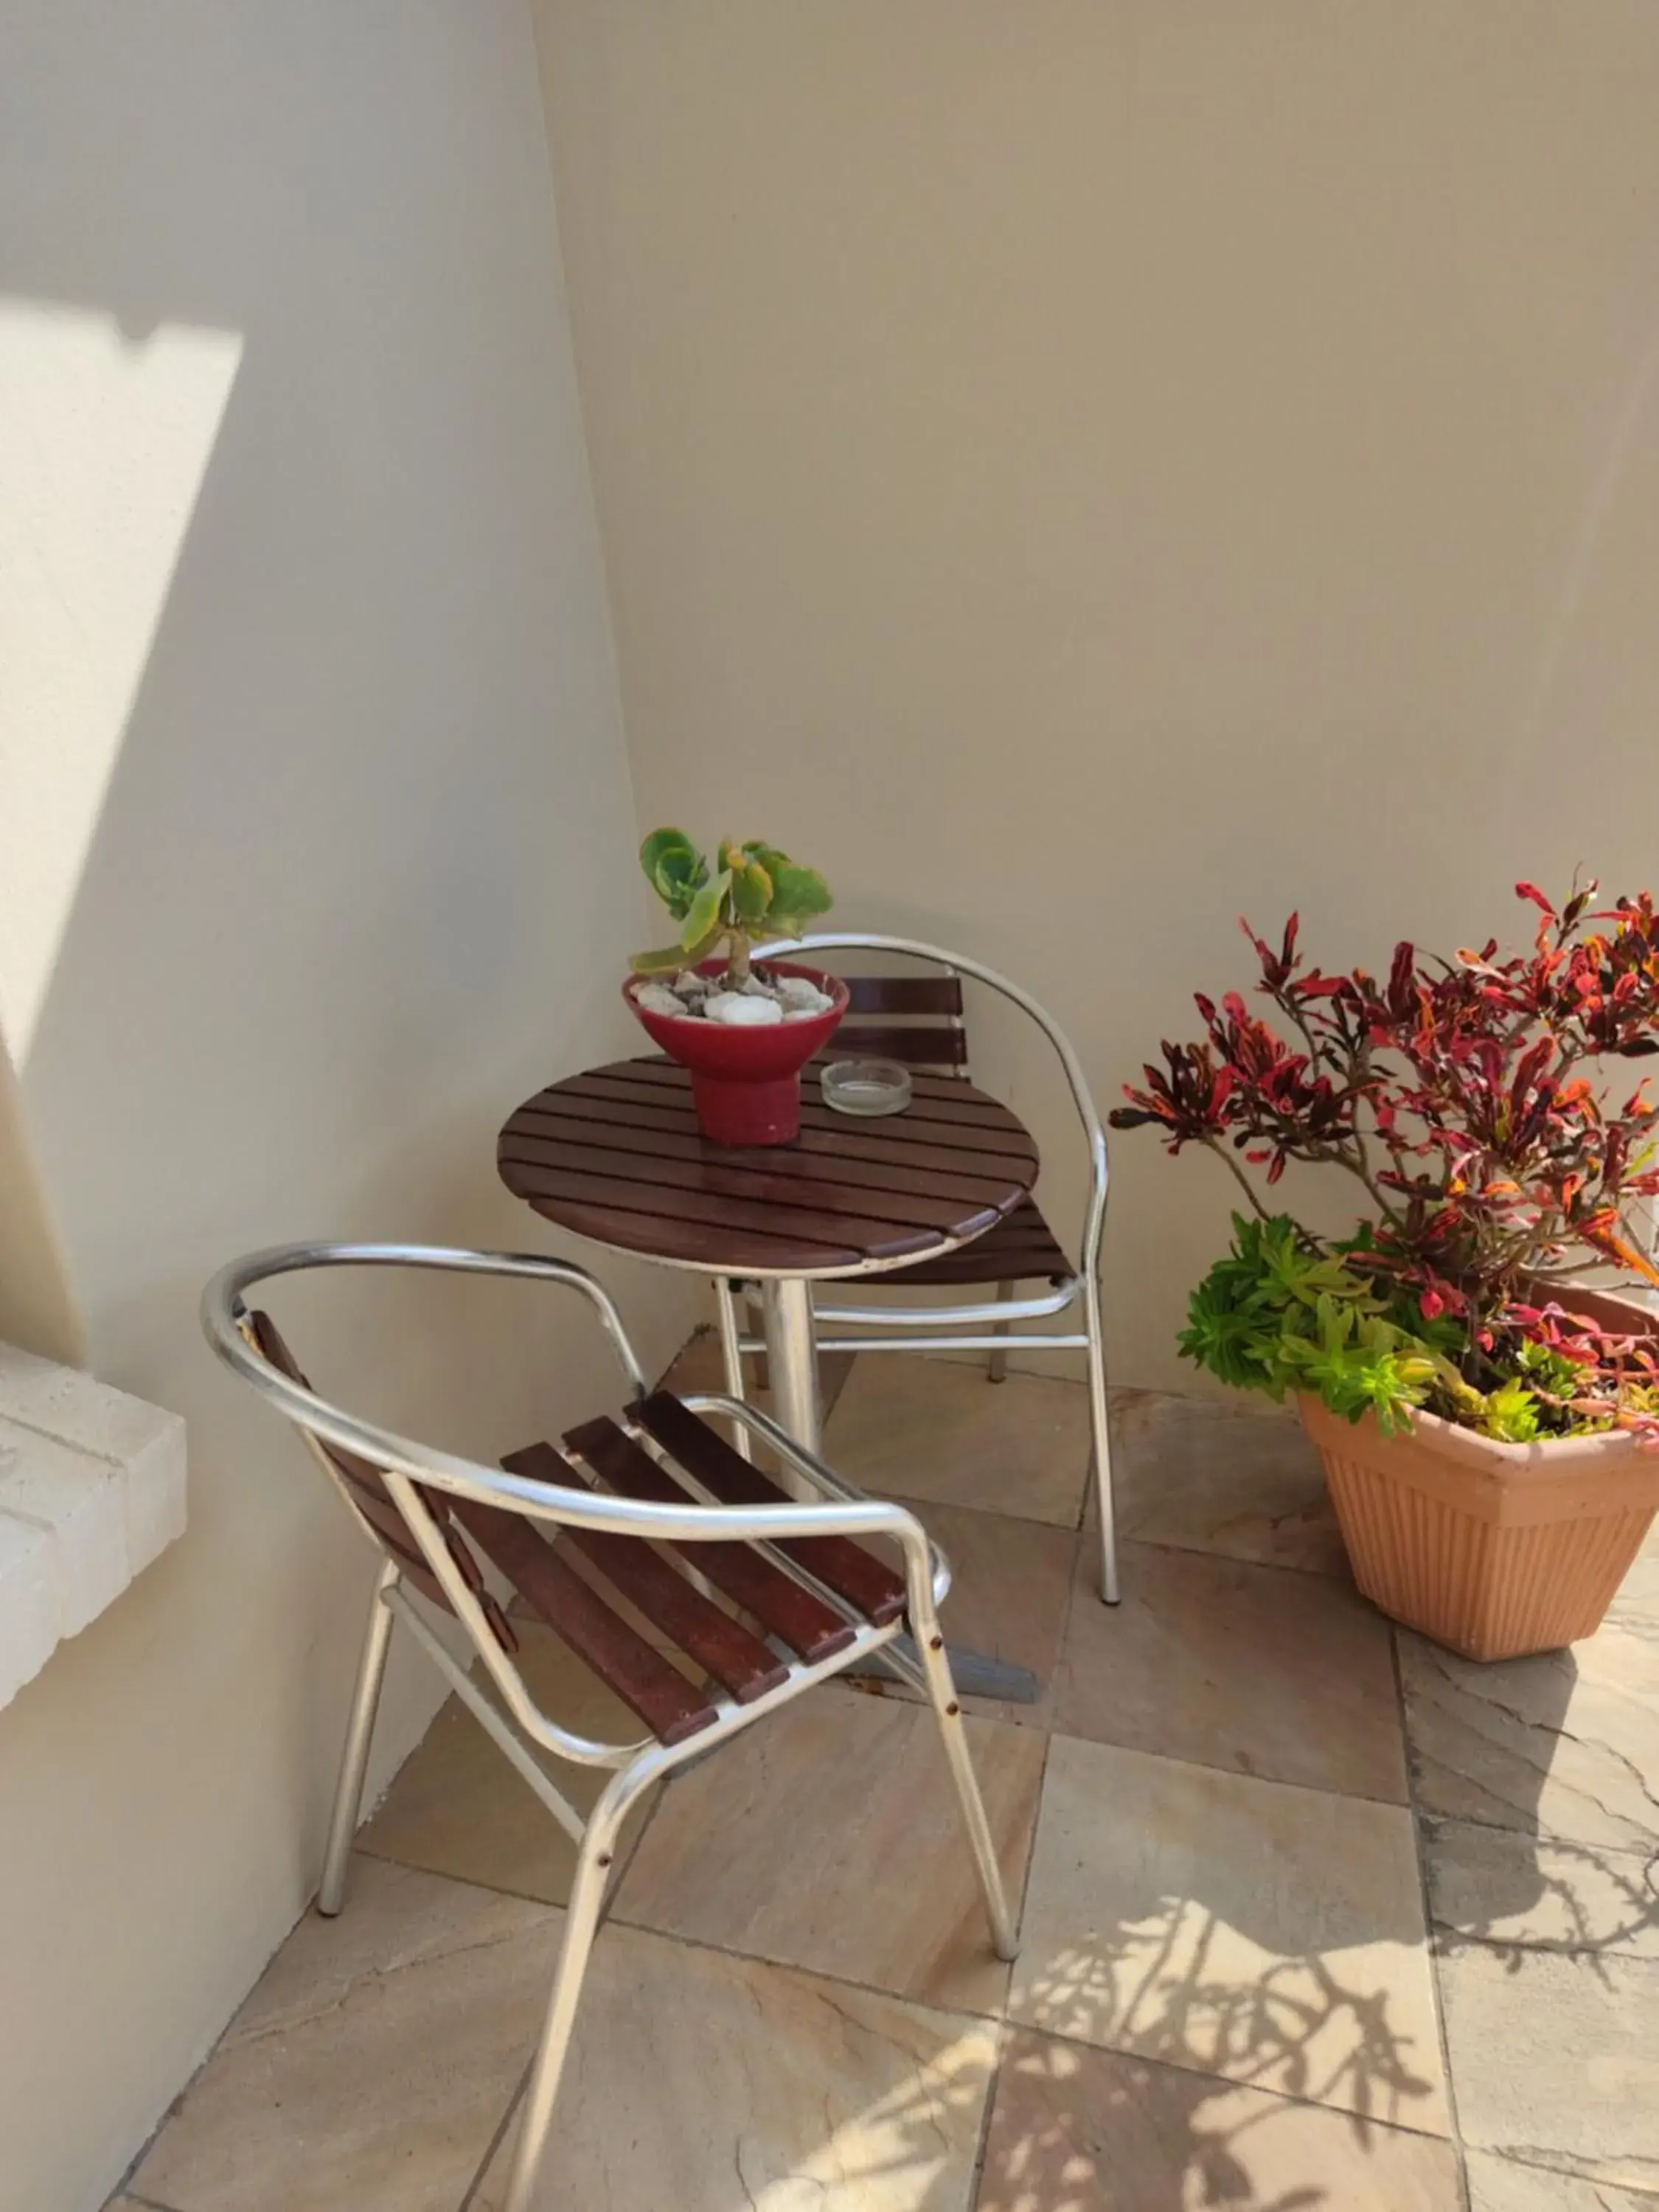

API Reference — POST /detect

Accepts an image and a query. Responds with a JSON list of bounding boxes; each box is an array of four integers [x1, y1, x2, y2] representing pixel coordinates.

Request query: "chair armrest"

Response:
[[680, 1390, 952, 1610]]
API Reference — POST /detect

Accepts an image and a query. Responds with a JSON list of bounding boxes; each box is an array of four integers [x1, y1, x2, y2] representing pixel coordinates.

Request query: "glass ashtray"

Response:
[[821, 1058, 914, 1117]]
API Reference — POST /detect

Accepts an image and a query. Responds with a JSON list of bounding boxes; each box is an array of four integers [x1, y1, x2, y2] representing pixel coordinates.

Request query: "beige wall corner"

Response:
[[0, 1034, 85, 1368], [535, 0, 1659, 1392], [0, 5, 695, 2208]]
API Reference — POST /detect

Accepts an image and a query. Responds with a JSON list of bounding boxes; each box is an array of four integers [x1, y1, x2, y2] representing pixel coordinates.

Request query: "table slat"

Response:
[[498, 1058, 1036, 1277]]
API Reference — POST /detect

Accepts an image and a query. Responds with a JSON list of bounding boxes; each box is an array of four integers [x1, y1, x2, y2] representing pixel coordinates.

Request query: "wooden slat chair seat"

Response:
[[251, 1301, 905, 1749], [206, 1241, 1017, 2212], [886, 1196, 1072, 1288]]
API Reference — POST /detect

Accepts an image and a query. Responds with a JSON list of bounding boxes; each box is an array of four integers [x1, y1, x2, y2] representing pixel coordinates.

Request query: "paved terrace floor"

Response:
[[114, 1343, 1659, 2211]]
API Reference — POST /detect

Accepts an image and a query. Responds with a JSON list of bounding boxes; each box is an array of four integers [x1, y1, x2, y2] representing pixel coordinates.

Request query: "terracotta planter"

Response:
[[623, 961, 848, 1146], [1298, 1281, 1659, 1660]]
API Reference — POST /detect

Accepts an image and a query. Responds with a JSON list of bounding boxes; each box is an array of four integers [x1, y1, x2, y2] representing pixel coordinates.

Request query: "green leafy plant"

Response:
[[1113, 881, 1659, 1441], [1180, 1215, 1613, 1440], [633, 829, 832, 987], [1182, 1216, 1465, 1434]]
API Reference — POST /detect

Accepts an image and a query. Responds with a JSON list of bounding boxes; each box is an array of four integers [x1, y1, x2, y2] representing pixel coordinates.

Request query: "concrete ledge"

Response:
[[0, 1343, 186, 1707]]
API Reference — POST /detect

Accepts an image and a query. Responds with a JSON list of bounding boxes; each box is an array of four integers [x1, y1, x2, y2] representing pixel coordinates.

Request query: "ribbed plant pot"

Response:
[[1298, 1283, 1659, 1660]]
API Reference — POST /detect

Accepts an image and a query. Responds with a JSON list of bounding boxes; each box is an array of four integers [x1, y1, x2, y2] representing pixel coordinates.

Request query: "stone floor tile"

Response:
[[613, 1685, 1044, 2015], [1104, 1387, 1347, 1576], [1428, 1809, 1659, 2188], [358, 1623, 660, 1905], [1436, 1935, 1659, 2188], [470, 1924, 998, 2211], [849, 1498, 1079, 1728], [1399, 1624, 1659, 1851], [1009, 1736, 1450, 2135], [1467, 2149, 1659, 2210], [224, 1856, 547, 2046], [1055, 1539, 1408, 1801], [131, 1860, 557, 2212], [824, 1356, 1091, 1528], [473, 1920, 1009, 2212], [658, 1323, 855, 1419], [1425, 1818, 1659, 1963], [1610, 1516, 1659, 1627], [975, 2030, 1462, 2211]]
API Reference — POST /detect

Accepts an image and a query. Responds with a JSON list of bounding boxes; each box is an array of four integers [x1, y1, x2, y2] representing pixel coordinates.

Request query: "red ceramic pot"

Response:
[[624, 961, 849, 1146]]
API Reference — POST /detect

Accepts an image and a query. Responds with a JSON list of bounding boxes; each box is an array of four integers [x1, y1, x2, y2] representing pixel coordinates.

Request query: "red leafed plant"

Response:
[[1109, 881, 1659, 1442]]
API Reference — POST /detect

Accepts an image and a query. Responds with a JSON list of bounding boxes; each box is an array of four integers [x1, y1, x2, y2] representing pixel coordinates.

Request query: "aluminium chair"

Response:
[[201, 1241, 1016, 2212], [714, 933, 1120, 1604]]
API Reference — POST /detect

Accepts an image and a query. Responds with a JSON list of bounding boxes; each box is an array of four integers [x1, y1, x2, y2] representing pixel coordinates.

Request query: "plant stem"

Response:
[[1340, 1148, 1411, 1232], [725, 932, 751, 990], [1203, 1135, 1274, 1220]]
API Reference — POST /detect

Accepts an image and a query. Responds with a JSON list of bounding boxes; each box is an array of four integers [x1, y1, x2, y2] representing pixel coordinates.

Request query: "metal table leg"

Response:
[[759, 1279, 822, 1456], [760, 1275, 1037, 1705]]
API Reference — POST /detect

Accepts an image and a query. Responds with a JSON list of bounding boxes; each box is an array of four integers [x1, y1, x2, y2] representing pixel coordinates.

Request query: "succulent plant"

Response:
[[633, 829, 832, 987]]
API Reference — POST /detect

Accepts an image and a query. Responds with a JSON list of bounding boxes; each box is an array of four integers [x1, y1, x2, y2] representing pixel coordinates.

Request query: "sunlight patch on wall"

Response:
[[0, 299, 242, 1062]]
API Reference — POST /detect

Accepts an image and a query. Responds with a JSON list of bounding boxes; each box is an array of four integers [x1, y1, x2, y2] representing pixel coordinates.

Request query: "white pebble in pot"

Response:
[[705, 991, 784, 1026], [774, 975, 830, 1009], [633, 983, 689, 1019]]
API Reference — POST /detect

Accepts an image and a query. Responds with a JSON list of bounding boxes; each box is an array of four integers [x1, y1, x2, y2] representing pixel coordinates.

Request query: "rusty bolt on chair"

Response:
[[202, 1242, 1018, 2212]]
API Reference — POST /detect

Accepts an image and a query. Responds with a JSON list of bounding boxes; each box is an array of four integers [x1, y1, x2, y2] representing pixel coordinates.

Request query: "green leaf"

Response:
[[1177, 1212, 1449, 1436], [640, 828, 706, 919], [728, 858, 773, 925], [742, 841, 791, 880], [765, 862, 832, 925], [679, 869, 731, 953], [1477, 1378, 1543, 1443], [631, 942, 692, 975]]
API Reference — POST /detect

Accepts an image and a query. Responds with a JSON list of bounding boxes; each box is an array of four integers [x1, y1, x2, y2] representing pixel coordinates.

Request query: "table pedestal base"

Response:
[[759, 1277, 1040, 1707], [845, 1639, 1040, 1705]]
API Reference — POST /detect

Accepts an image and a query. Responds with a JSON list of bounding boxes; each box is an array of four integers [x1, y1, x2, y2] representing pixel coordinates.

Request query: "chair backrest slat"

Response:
[[828, 1021, 969, 1071], [843, 974, 963, 1017], [825, 971, 969, 1074], [243, 1309, 518, 1654]]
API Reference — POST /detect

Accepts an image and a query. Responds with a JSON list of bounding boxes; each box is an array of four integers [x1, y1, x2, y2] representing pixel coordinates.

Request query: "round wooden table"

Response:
[[497, 1055, 1040, 1450]]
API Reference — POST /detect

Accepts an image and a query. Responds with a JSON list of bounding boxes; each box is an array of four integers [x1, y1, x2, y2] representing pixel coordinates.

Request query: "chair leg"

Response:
[[913, 1635, 1019, 1961], [317, 1559, 399, 1917], [987, 1278, 1015, 1382], [712, 1276, 753, 1462], [498, 1771, 636, 2212], [1085, 1278, 1120, 1605]]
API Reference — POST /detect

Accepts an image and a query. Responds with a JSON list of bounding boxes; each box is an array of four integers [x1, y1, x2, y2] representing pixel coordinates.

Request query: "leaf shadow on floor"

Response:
[[1405, 1635, 1659, 1984]]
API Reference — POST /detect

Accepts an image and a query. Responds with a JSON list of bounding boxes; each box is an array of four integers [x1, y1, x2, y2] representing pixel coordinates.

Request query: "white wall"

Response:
[[535, 0, 1659, 1386], [0, 7, 694, 2206]]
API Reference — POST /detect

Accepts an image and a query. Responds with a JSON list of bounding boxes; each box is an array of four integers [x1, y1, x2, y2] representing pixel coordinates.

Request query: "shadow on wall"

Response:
[[1, 3, 655, 1388], [0, 7, 691, 2209]]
